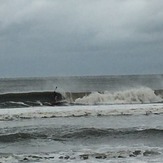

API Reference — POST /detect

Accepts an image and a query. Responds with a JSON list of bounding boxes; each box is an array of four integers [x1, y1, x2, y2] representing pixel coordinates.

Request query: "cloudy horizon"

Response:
[[0, 0, 163, 77]]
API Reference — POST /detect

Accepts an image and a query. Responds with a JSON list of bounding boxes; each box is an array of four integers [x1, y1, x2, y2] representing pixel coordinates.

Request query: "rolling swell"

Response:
[[0, 132, 47, 142], [0, 91, 65, 108], [58, 128, 163, 140], [0, 128, 163, 143]]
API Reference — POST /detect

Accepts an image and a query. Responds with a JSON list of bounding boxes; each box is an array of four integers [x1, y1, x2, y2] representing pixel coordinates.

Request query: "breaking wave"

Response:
[[0, 103, 163, 120], [0, 147, 161, 162], [0, 127, 162, 162], [0, 87, 163, 108], [74, 87, 163, 105]]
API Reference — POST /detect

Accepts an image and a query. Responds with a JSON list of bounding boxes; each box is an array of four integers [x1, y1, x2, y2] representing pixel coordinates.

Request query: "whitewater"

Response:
[[0, 75, 163, 163]]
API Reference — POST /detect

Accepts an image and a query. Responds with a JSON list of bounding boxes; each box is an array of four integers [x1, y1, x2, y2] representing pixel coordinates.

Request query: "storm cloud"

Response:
[[0, 0, 163, 77]]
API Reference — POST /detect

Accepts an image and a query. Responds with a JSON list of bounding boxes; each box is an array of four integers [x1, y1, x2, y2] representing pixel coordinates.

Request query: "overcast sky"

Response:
[[0, 0, 163, 77]]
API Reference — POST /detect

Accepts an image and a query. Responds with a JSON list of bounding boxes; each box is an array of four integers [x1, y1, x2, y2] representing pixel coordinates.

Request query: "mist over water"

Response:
[[1, 74, 163, 93]]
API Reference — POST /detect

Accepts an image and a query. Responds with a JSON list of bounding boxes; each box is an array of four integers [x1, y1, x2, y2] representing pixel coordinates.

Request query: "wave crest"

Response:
[[75, 87, 162, 105]]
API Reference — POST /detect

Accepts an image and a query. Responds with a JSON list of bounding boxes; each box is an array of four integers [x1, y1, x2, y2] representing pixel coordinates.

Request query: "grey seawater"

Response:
[[0, 75, 163, 162], [0, 113, 163, 162], [0, 74, 163, 93]]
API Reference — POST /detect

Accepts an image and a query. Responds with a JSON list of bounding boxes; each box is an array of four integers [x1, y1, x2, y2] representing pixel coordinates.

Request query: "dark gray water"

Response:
[[1, 74, 163, 108], [0, 114, 163, 162], [0, 75, 163, 162]]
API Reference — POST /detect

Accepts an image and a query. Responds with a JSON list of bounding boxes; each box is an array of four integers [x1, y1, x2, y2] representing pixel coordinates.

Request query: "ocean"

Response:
[[0, 75, 163, 163]]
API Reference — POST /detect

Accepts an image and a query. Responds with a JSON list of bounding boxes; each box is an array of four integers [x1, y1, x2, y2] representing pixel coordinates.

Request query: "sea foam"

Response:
[[74, 87, 162, 105], [0, 103, 163, 120]]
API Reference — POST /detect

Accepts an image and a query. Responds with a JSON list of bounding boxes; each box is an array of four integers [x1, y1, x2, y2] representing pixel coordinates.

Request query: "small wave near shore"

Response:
[[0, 103, 163, 121]]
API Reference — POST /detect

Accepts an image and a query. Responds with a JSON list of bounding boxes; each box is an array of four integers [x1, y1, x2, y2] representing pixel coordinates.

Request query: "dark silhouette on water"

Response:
[[51, 90, 65, 106]]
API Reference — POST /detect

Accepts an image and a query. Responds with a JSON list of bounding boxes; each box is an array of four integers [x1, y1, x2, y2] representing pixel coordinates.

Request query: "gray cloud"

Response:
[[0, 0, 163, 77]]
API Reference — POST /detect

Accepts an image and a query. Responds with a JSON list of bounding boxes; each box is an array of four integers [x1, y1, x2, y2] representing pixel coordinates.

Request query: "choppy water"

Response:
[[0, 75, 163, 163]]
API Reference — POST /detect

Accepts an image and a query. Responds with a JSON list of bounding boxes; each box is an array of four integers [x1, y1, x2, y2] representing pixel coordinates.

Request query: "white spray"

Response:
[[75, 87, 163, 105]]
